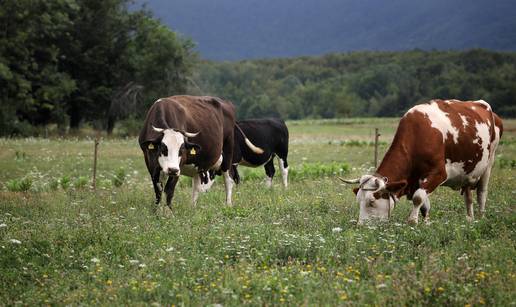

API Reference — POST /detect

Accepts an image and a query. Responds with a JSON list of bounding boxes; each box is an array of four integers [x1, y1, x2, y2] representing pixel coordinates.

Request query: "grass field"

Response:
[[1, 118, 515, 306]]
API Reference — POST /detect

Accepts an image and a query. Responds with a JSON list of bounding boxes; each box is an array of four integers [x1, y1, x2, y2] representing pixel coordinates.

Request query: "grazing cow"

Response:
[[341, 99, 503, 224], [138, 95, 262, 208], [231, 118, 289, 188]]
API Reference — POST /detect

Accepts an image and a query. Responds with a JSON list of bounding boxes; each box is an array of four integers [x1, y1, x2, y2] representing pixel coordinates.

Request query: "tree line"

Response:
[[1, 1, 515, 137], [191, 50, 516, 120], [0, 0, 195, 136]]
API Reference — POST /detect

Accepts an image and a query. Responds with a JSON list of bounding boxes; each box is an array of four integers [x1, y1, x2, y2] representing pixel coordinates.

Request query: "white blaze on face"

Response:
[[355, 175, 393, 223], [158, 129, 185, 175], [408, 102, 459, 144]]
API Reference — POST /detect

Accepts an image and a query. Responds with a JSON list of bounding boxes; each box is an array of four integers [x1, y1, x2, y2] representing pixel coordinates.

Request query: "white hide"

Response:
[[279, 158, 289, 188], [407, 102, 459, 144], [444, 159, 467, 189], [265, 176, 273, 188], [468, 122, 492, 179], [459, 114, 469, 128], [355, 175, 393, 224], [223, 171, 234, 206], [475, 99, 491, 111], [157, 129, 184, 175]]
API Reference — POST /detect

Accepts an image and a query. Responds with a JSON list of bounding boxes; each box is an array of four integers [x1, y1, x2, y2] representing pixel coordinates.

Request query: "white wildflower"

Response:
[[332, 227, 342, 233], [9, 239, 21, 244], [91, 257, 100, 263], [129, 259, 139, 264], [0, 223, 7, 228]]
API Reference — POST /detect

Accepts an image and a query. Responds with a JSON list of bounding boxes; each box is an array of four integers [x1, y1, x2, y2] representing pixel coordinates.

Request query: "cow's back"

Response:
[[139, 95, 235, 170], [403, 99, 502, 188], [234, 118, 288, 164]]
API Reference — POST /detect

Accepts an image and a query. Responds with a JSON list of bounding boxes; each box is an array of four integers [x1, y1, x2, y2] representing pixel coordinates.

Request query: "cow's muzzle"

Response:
[[167, 167, 180, 177]]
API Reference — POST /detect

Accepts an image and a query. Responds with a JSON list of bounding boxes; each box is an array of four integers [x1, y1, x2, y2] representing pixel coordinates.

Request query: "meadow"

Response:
[[0, 118, 515, 306]]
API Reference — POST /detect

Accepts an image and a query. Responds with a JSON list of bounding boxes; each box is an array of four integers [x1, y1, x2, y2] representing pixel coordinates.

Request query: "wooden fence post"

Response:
[[92, 132, 100, 191], [374, 128, 380, 168]]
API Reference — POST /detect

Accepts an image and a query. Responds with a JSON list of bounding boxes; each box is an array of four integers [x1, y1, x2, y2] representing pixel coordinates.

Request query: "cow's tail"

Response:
[[235, 124, 264, 154]]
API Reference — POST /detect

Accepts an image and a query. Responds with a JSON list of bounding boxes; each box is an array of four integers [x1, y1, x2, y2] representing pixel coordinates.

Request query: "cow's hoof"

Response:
[[466, 215, 474, 222], [407, 218, 419, 225], [423, 217, 431, 225]]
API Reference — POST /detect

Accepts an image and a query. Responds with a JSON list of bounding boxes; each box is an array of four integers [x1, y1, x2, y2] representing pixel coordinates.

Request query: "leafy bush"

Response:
[[5, 177, 33, 192], [60, 175, 71, 190], [49, 178, 59, 191], [115, 117, 142, 137], [14, 151, 27, 161], [74, 176, 89, 189], [112, 168, 126, 187], [239, 161, 350, 181], [497, 157, 516, 169]]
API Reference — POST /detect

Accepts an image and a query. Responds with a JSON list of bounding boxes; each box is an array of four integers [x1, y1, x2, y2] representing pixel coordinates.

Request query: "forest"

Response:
[[1, 0, 515, 137], [191, 50, 516, 120]]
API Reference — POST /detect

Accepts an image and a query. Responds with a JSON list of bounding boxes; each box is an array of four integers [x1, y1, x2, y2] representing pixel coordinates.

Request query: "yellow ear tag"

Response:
[[190, 148, 196, 155], [148, 143, 155, 150]]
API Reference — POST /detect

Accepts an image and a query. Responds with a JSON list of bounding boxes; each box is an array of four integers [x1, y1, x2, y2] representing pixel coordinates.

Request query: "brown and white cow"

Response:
[[138, 95, 262, 208], [342, 99, 503, 224]]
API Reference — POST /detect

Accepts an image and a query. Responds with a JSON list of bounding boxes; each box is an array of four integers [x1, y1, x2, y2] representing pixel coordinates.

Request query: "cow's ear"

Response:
[[353, 187, 359, 195], [185, 141, 201, 155], [385, 180, 407, 193], [147, 142, 156, 150]]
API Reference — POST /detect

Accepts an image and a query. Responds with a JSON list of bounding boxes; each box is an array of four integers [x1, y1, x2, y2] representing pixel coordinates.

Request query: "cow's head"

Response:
[[341, 175, 406, 224], [150, 126, 201, 177]]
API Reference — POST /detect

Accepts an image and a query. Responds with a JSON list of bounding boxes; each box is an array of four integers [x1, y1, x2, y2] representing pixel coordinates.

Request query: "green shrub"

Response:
[[14, 151, 27, 161], [49, 178, 60, 191], [240, 161, 350, 181], [497, 157, 516, 169], [60, 175, 71, 190], [74, 176, 89, 189], [112, 168, 127, 187], [5, 177, 33, 192]]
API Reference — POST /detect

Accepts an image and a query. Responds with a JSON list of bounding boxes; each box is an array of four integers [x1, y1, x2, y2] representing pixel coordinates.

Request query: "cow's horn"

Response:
[[183, 131, 199, 138], [152, 125, 164, 133], [338, 177, 360, 184]]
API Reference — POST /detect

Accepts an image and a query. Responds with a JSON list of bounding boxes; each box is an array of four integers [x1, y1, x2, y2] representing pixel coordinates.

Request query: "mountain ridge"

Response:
[[136, 0, 516, 60]]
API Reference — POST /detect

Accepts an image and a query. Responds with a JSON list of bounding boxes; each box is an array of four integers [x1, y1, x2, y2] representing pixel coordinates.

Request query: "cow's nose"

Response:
[[167, 167, 180, 176]]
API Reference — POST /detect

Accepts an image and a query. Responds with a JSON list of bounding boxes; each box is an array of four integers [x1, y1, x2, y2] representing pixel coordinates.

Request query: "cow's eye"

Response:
[[179, 144, 185, 156], [160, 144, 168, 156]]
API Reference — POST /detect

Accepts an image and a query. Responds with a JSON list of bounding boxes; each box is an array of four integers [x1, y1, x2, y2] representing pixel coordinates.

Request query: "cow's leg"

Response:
[[409, 172, 446, 224], [164, 176, 179, 209], [419, 197, 431, 223], [278, 157, 289, 188], [264, 158, 276, 188], [464, 186, 474, 222], [221, 134, 235, 205], [276, 143, 289, 188], [223, 171, 234, 206], [152, 171, 163, 206], [192, 173, 202, 206], [231, 164, 240, 184], [476, 167, 493, 218]]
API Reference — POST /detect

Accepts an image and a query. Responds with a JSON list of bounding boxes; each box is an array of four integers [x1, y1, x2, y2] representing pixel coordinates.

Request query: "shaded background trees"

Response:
[[0, 1, 515, 137], [191, 50, 516, 120], [0, 0, 195, 136]]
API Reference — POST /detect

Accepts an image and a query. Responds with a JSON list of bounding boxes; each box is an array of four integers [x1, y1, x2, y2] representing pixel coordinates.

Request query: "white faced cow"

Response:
[[231, 118, 289, 188], [138, 95, 263, 209], [342, 99, 503, 224]]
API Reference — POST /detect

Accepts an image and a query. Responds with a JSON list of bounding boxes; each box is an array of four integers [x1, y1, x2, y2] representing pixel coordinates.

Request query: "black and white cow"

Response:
[[138, 95, 263, 208], [231, 118, 289, 187]]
